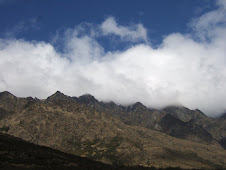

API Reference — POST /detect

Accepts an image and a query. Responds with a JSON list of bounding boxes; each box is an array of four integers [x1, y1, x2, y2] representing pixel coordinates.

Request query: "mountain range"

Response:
[[0, 91, 225, 169]]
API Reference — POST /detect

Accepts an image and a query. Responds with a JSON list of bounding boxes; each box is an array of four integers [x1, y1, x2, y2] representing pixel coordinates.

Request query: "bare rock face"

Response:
[[0, 91, 225, 169], [158, 114, 216, 144], [162, 106, 194, 122]]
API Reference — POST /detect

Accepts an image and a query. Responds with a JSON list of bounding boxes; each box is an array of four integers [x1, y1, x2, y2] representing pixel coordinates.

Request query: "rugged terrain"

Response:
[[1, 132, 176, 169], [0, 91, 225, 169], [0, 132, 113, 169]]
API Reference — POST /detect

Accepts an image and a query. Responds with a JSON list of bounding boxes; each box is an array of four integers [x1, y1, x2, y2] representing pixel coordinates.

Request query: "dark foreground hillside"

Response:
[[0, 133, 113, 169], [0, 133, 184, 170]]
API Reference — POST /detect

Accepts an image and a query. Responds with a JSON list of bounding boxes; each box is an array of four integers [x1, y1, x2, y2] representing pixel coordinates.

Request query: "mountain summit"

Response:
[[0, 91, 16, 99], [78, 94, 99, 105], [46, 91, 73, 102]]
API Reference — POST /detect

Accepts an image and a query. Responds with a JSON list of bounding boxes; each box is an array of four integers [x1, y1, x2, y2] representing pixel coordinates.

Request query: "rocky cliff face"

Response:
[[0, 91, 225, 169]]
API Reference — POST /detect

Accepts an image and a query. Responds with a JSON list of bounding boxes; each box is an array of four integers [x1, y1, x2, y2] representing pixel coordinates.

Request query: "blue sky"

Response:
[[0, 0, 226, 116], [0, 0, 216, 48]]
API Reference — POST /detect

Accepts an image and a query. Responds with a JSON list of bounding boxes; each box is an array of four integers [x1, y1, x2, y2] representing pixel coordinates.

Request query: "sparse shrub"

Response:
[[0, 126, 10, 132]]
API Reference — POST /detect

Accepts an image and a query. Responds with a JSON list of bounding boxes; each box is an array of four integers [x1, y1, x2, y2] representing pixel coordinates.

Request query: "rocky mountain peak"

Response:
[[163, 105, 190, 112], [100, 101, 117, 109], [163, 105, 194, 122], [78, 94, 98, 104], [131, 102, 147, 110], [0, 91, 16, 99], [53, 91, 64, 96], [46, 91, 72, 102]]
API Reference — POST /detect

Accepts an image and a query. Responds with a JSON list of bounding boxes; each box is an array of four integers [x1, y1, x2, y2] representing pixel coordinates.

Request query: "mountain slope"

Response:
[[0, 91, 225, 169], [159, 114, 215, 144], [84, 96, 225, 147], [0, 132, 114, 169]]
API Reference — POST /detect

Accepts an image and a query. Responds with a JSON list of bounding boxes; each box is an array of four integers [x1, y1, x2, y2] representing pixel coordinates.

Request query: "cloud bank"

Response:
[[0, 1, 226, 117]]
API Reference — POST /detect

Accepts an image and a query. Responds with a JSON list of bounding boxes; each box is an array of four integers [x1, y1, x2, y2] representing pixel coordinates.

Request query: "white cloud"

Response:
[[0, 1, 226, 117], [101, 17, 148, 42], [189, 0, 226, 41]]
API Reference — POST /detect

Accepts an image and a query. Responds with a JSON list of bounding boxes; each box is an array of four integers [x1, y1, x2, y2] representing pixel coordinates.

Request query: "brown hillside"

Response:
[[0, 91, 225, 169]]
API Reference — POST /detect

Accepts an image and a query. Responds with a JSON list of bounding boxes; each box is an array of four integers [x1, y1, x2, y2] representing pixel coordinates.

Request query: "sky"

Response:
[[0, 0, 226, 117]]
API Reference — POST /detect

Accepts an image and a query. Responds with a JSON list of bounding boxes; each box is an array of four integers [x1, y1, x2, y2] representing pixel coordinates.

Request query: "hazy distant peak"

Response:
[[49, 91, 66, 98], [129, 102, 147, 112], [163, 105, 191, 113], [80, 93, 95, 98], [79, 93, 96, 100], [46, 91, 71, 102], [132, 102, 146, 108], [53, 91, 64, 95], [163, 105, 186, 110], [193, 109, 205, 115], [78, 94, 98, 104], [0, 91, 16, 99]]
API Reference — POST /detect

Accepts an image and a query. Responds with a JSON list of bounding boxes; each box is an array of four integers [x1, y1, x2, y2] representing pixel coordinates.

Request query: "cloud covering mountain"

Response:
[[0, 0, 226, 116]]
